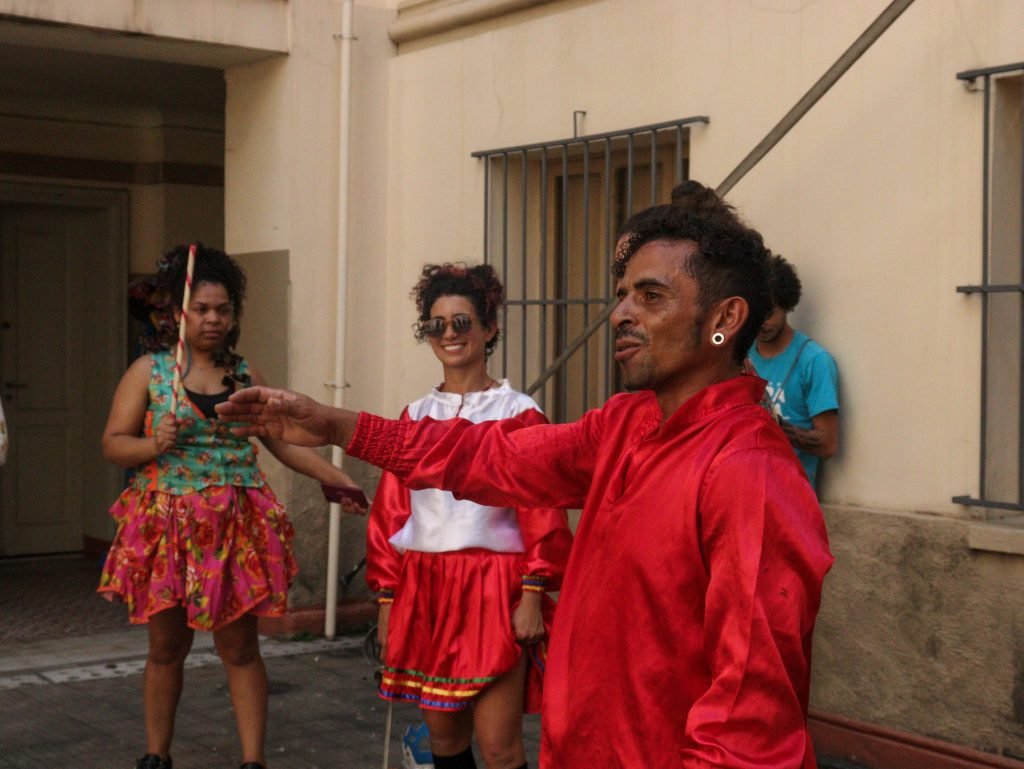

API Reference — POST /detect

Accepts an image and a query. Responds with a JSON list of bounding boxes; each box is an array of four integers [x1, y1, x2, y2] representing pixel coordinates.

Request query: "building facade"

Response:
[[0, 0, 1022, 765]]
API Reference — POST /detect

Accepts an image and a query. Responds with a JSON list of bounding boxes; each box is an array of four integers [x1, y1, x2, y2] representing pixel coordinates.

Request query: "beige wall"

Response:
[[4, 0, 1024, 753], [368, 0, 1024, 754], [224, 1, 398, 604], [375, 0, 1014, 517]]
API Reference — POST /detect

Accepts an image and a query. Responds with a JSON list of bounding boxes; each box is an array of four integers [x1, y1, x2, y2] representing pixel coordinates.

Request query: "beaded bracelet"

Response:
[[521, 575, 547, 594]]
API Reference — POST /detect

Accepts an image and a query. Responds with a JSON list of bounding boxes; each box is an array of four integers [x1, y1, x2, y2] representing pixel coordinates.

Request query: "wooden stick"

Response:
[[381, 698, 392, 769], [170, 244, 197, 415]]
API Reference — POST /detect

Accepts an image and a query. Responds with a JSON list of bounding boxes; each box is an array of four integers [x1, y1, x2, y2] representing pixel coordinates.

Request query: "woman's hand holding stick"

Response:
[[169, 243, 196, 416]]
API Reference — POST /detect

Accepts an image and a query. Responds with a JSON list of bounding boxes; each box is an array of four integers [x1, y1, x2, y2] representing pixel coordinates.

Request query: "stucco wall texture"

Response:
[[815, 505, 1024, 756]]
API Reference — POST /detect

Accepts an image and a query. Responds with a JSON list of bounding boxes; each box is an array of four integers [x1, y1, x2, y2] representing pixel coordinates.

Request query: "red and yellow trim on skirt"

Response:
[[379, 667, 499, 710]]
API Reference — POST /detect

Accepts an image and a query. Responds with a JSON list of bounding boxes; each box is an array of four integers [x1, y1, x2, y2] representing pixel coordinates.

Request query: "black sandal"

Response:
[[135, 755, 172, 769]]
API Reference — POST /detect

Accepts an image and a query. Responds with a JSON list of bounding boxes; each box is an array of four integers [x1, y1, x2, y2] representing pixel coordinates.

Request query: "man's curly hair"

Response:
[[765, 253, 802, 312], [670, 179, 737, 217], [411, 263, 504, 357], [613, 205, 770, 365]]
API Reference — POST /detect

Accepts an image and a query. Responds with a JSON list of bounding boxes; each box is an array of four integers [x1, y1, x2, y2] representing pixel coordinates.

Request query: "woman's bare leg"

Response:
[[143, 607, 194, 759], [214, 613, 267, 766], [472, 654, 528, 769], [423, 706, 474, 761]]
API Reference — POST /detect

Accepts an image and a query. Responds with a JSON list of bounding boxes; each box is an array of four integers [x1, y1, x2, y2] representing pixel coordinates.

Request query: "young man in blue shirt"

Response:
[[748, 255, 839, 490]]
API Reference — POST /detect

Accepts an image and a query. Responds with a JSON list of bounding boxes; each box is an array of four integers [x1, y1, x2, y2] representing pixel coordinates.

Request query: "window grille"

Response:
[[473, 116, 708, 423], [954, 63, 1024, 512]]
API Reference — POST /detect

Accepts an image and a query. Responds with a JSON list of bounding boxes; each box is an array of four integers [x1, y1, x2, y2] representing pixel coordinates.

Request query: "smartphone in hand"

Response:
[[321, 483, 369, 509]]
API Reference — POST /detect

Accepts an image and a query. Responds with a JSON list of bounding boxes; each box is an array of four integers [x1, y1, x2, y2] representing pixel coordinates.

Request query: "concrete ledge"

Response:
[[257, 599, 376, 638], [810, 710, 1024, 769], [390, 0, 557, 44], [968, 515, 1024, 555], [0, 0, 289, 62]]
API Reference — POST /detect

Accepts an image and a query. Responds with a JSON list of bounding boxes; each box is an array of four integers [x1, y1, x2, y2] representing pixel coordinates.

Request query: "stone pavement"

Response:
[[0, 555, 130, 644], [0, 557, 539, 769], [0, 557, 859, 769], [0, 626, 542, 769]]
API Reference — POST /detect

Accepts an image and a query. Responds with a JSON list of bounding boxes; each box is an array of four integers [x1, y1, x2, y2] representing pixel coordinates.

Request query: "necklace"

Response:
[[439, 377, 499, 394], [182, 345, 221, 378]]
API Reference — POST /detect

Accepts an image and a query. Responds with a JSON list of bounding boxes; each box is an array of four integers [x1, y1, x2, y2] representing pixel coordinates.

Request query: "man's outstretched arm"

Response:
[[216, 386, 357, 448], [220, 385, 597, 511]]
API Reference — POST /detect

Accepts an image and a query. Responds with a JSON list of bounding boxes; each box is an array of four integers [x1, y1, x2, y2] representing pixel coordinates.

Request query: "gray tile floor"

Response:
[[0, 556, 861, 769], [0, 555, 129, 644], [0, 556, 540, 769], [0, 630, 443, 769]]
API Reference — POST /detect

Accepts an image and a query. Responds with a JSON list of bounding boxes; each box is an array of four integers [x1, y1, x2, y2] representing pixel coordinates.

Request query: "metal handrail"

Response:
[[526, 300, 616, 397]]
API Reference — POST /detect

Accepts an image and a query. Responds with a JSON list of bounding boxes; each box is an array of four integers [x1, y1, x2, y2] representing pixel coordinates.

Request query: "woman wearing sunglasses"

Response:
[[366, 263, 572, 769]]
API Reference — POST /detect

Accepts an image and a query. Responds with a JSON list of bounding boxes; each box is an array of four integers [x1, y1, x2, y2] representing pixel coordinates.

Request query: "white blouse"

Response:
[[388, 379, 544, 554]]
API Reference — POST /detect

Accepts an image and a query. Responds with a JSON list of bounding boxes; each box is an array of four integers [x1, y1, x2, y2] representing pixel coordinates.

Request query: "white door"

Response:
[[0, 203, 121, 555]]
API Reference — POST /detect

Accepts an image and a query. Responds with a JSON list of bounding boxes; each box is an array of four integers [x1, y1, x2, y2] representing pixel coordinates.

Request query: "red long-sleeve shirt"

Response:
[[349, 374, 833, 769]]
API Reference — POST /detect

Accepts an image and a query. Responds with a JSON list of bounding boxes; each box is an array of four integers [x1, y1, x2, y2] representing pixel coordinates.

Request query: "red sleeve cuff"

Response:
[[347, 412, 411, 473]]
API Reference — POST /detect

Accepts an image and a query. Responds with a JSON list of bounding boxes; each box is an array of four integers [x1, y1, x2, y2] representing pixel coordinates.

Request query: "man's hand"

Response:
[[215, 386, 356, 447], [779, 409, 839, 458]]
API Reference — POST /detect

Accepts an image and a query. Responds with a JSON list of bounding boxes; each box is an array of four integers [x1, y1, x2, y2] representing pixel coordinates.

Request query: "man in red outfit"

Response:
[[219, 203, 834, 769]]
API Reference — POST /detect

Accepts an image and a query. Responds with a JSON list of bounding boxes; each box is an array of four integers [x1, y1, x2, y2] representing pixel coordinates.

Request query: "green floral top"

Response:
[[133, 352, 265, 495]]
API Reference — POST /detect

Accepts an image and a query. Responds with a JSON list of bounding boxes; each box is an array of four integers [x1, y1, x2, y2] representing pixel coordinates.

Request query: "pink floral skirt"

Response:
[[98, 484, 297, 631]]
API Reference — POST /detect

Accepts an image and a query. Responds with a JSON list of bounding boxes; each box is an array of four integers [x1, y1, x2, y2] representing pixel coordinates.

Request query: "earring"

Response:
[[711, 331, 726, 346]]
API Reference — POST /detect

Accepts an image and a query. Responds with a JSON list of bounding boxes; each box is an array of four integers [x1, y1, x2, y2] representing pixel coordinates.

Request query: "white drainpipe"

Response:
[[325, 0, 354, 640]]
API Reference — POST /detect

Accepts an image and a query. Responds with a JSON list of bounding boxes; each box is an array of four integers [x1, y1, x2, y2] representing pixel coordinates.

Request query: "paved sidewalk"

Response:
[[0, 627, 541, 769], [0, 559, 860, 769]]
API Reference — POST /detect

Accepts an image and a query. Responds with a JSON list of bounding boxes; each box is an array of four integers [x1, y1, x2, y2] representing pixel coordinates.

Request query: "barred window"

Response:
[[474, 116, 708, 423], [955, 63, 1024, 512]]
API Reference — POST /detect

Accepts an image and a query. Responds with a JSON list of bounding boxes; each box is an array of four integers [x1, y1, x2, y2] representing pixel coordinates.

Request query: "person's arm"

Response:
[[781, 347, 839, 458], [680, 448, 833, 769], [219, 386, 599, 511], [353, 409, 596, 511], [365, 468, 411, 652], [780, 408, 838, 458], [511, 589, 545, 645], [101, 355, 176, 468], [244, 368, 363, 502], [259, 436, 358, 486], [507, 408, 573, 644], [512, 506, 571, 645], [218, 386, 358, 447]]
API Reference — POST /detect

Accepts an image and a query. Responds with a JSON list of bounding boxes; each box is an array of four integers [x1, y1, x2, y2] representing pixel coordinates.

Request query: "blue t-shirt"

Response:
[[748, 330, 839, 488]]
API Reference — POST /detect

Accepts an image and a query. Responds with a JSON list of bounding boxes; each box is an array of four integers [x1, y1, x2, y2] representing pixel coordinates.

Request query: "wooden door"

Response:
[[0, 204, 120, 555]]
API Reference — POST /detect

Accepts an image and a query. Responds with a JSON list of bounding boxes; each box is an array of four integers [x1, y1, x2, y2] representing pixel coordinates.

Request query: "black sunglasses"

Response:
[[418, 313, 475, 338]]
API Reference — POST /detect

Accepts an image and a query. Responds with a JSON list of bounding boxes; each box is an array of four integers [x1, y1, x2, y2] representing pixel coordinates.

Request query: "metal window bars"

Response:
[[472, 116, 708, 423], [954, 63, 1024, 512]]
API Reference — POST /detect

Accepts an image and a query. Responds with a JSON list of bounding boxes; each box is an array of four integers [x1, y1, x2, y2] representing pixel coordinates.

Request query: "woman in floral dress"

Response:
[[99, 244, 359, 769]]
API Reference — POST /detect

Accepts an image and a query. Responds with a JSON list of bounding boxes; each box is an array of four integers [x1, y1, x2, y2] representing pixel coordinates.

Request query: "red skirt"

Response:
[[381, 548, 551, 712]]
